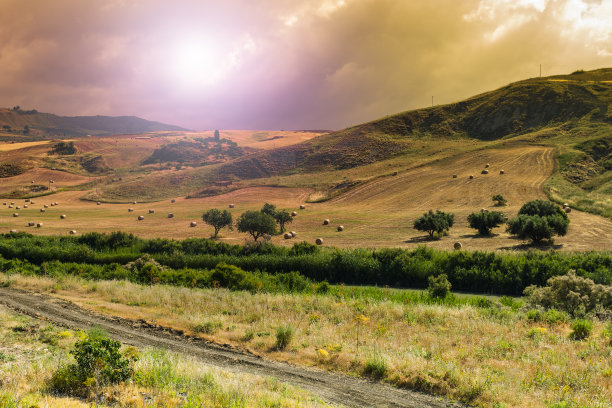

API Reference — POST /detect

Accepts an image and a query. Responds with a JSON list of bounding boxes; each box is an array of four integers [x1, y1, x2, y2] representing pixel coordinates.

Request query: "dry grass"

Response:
[[3, 273, 611, 408], [0, 302, 336, 408]]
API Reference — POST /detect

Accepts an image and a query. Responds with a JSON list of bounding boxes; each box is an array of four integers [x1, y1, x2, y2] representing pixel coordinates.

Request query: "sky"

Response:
[[0, 0, 611, 131]]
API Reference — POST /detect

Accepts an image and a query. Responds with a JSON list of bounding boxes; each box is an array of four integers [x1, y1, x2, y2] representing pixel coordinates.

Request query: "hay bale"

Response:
[[50, 203, 55, 207], [2, 202, 5, 205], [9, 229, 17, 233], [480, 208, 488, 213], [323, 219, 329, 225], [300, 205, 306, 209], [23, 205, 28, 208], [563, 203, 569, 208], [190, 221, 197, 227], [148, 209, 155, 214], [499, 170, 505, 174], [452, 174, 457, 178], [167, 213, 174, 218], [44, 204, 49, 208], [15, 206, 20, 210], [291, 211, 297, 216], [171, 199, 175, 203], [284, 232, 292, 239], [97, 202, 101, 205], [12, 213, 18, 217], [485, 163, 490, 168], [25, 199, 30, 202], [454, 242, 462, 250], [60, 214, 66, 219], [40, 208, 45, 213], [137, 215, 144, 221], [28, 222, 35, 227], [263, 234, 272, 241], [337, 225, 344, 231], [481, 169, 489, 175], [30, 201, 34, 205], [229, 204, 235, 208], [564, 207, 571, 213], [133, 201, 137, 205], [53, 202, 58, 206], [315, 238, 324, 245], [128, 208, 134, 212], [392, 171, 398, 176], [10, 202, 14, 205], [36, 223, 43, 228], [8, 205, 13, 208], [469, 175, 474, 179], [290, 231, 296, 237], [69, 230, 77, 235]]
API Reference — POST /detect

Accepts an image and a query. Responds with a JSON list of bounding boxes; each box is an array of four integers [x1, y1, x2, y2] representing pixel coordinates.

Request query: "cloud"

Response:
[[0, 0, 610, 130]]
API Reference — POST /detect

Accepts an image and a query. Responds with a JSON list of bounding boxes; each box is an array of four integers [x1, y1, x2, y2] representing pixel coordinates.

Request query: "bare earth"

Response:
[[0, 287, 462, 408]]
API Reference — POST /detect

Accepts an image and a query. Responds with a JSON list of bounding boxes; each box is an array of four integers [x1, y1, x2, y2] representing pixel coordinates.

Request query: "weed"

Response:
[[275, 325, 294, 350], [194, 320, 223, 335], [362, 353, 388, 379], [569, 320, 593, 340]]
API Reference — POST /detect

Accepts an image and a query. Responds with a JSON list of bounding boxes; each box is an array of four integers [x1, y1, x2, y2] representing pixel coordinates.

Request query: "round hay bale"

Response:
[[30, 201, 35, 205], [564, 207, 571, 213], [12, 213, 18, 217], [23, 205, 28, 208], [53, 202, 58, 206], [50, 203, 55, 207], [8, 205, 13, 209], [128, 208, 134, 212], [284, 232, 292, 239], [315, 238, 324, 245], [337, 225, 344, 231], [167, 213, 174, 218], [171, 199, 175, 203], [60, 214, 66, 219], [323, 219, 329, 225], [133, 201, 137, 205], [2, 202, 5, 205], [97, 202, 101, 205], [392, 171, 398, 176], [190, 221, 197, 227], [291, 211, 297, 216], [299, 205, 306, 209], [40, 208, 45, 213], [36, 223, 43, 228], [10, 202, 14, 205], [454, 242, 462, 250], [452, 174, 457, 178], [15, 206, 20, 210], [485, 163, 490, 168], [263, 234, 272, 241], [148, 209, 155, 214], [481, 169, 489, 175], [499, 170, 505, 174], [229, 204, 235, 208], [137, 215, 144, 221], [9, 229, 17, 233], [25, 199, 30, 202], [290, 231, 296, 237], [69, 230, 77, 235], [563, 203, 569, 208], [44, 204, 49, 208], [469, 175, 474, 179], [480, 208, 488, 213], [28, 222, 35, 227]]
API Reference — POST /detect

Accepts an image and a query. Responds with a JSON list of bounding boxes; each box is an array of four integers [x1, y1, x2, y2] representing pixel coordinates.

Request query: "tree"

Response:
[[50, 141, 76, 155], [214, 129, 220, 141], [413, 210, 454, 239], [506, 200, 569, 244], [236, 210, 276, 241], [202, 208, 233, 238], [2, 125, 11, 132], [467, 211, 506, 235], [492, 194, 507, 206], [23, 125, 30, 135], [428, 274, 452, 299], [274, 210, 293, 233], [261, 202, 277, 217]]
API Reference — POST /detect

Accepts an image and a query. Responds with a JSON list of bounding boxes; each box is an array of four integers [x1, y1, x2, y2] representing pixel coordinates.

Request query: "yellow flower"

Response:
[[318, 348, 329, 358], [355, 314, 369, 324]]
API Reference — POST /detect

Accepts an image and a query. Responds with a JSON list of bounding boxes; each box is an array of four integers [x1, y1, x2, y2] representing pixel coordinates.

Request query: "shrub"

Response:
[[569, 319, 593, 340], [362, 354, 388, 379], [202, 209, 233, 238], [603, 323, 612, 345], [506, 200, 569, 243], [413, 210, 454, 239], [288, 241, 319, 256], [49, 330, 137, 397], [275, 325, 294, 350], [427, 274, 451, 299], [50, 141, 76, 155], [236, 211, 277, 241], [209, 263, 258, 292], [467, 211, 506, 235], [524, 271, 612, 317], [492, 194, 507, 206], [194, 320, 223, 335]]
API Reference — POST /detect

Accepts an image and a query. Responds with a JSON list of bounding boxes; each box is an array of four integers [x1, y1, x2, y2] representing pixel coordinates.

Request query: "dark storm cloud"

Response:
[[0, 0, 610, 130]]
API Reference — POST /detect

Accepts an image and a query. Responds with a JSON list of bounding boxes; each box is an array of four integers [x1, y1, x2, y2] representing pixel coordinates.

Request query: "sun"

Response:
[[170, 41, 224, 88]]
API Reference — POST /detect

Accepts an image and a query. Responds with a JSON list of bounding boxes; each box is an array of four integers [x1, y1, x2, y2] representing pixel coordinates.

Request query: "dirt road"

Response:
[[0, 287, 462, 408]]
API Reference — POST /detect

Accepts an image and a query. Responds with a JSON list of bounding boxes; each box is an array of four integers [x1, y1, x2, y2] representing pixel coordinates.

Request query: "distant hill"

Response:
[[0, 107, 188, 139], [216, 68, 612, 179]]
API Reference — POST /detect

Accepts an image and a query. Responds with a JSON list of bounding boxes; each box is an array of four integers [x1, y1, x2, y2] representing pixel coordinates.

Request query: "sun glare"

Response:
[[171, 41, 223, 88]]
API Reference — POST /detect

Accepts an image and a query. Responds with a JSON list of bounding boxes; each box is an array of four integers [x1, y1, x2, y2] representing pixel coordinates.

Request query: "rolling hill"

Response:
[[0, 107, 188, 139]]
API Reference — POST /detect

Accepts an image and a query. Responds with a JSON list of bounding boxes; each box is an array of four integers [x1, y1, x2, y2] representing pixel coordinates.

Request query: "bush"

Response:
[[413, 210, 454, 239], [194, 320, 223, 335], [209, 263, 258, 292], [524, 271, 612, 317], [506, 200, 569, 243], [362, 354, 388, 379], [49, 331, 137, 397], [50, 141, 76, 155], [275, 325, 294, 350], [288, 241, 319, 256], [603, 323, 612, 345], [492, 194, 507, 206], [467, 211, 506, 235], [569, 319, 593, 340], [427, 274, 451, 299]]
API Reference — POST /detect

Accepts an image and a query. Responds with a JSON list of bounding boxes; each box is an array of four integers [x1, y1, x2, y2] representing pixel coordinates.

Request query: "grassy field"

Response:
[[0, 302, 336, 408], [1, 273, 610, 408]]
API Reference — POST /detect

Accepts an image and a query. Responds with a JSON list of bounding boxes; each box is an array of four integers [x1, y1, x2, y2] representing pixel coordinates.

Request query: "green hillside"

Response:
[[0, 107, 188, 139]]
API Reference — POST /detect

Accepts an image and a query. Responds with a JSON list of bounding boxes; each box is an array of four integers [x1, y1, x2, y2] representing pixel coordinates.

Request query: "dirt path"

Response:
[[0, 287, 462, 408]]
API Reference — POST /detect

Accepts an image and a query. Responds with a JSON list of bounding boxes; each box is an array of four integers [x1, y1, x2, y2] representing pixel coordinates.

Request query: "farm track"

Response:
[[0, 287, 463, 408]]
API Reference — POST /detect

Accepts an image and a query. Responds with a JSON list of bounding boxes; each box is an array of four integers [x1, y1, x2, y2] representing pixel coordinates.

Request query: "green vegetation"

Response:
[[236, 211, 277, 241], [0, 163, 26, 178], [413, 210, 454, 239], [507, 200, 569, 243], [568, 319, 593, 340], [467, 211, 506, 235], [427, 274, 451, 299], [274, 210, 293, 233], [492, 194, 507, 206], [49, 141, 77, 155], [202, 208, 233, 238], [274, 325, 294, 350]]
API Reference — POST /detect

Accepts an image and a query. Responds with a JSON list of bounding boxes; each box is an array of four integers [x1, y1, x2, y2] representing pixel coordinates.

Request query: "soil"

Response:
[[0, 286, 463, 408]]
